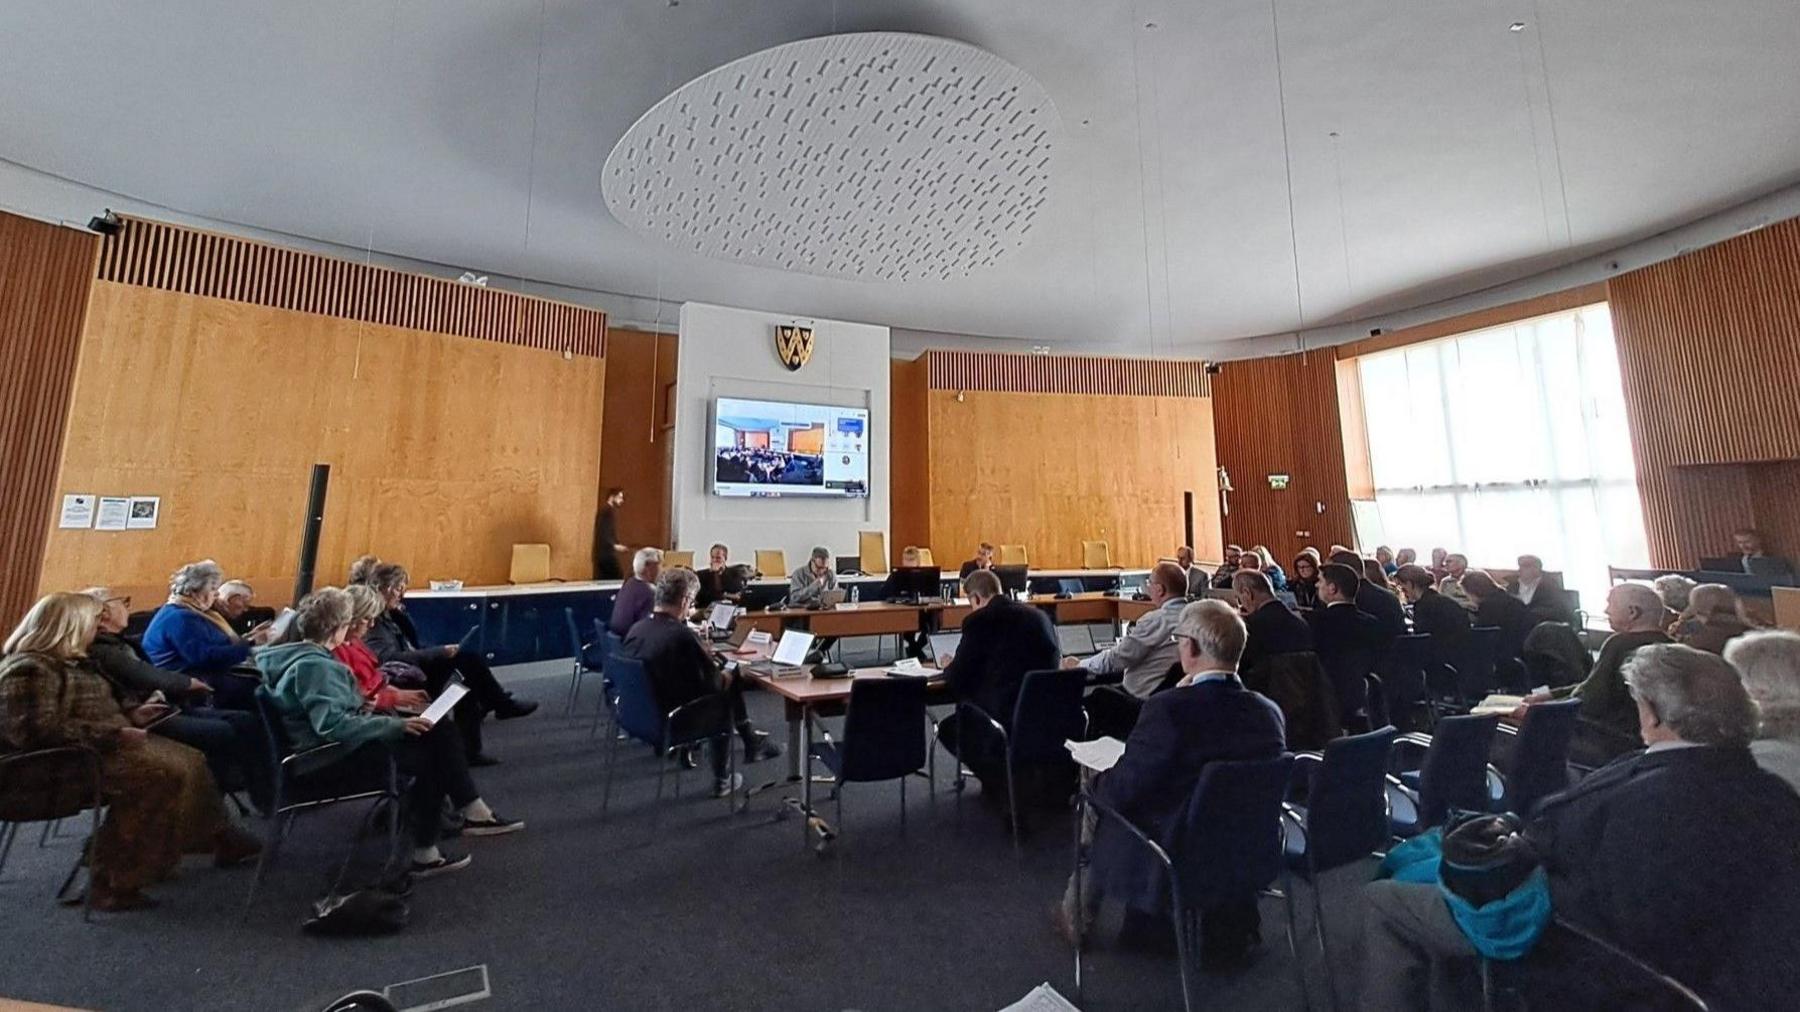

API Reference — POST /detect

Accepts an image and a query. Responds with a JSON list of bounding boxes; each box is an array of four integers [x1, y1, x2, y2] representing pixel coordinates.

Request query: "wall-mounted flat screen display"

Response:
[[711, 397, 869, 498]]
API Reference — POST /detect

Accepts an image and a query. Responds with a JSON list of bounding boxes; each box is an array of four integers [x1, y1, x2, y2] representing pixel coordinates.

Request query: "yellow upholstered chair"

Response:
[[663, 550, 695, 570], [755, 549, 788, 578], [509, 543, 551, 584], [998, 544, 1029, 567], [859, 531, 888, 575], [1082, 540, 1113, 569], [915, 547, 935, 567]]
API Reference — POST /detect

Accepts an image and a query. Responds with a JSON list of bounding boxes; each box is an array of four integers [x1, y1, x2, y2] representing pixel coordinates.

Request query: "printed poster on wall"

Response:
[[95, 497, 131, 531], [127, 496, 161, 530], [58, 494, 96, 529]]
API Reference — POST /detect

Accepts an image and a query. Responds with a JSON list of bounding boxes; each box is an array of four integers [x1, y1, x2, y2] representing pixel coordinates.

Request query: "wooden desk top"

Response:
[[745, 665, 944, 703]]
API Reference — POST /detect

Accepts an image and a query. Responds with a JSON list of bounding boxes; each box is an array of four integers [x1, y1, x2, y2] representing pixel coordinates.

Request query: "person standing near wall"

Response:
[[593, 488, 627, 580]]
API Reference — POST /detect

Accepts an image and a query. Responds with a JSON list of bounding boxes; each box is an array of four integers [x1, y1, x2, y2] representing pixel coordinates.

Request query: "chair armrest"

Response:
[[1495, 721, 1519, 737], [1085, 792, 1174, 874], [666, 693, 732, 732], [1287, 751, 1323, 797], [283, 741, 346, 767], [955, 700, 1009, 740], [1395, 732, 1434, 749], [1551, 915, 1710, 1010]]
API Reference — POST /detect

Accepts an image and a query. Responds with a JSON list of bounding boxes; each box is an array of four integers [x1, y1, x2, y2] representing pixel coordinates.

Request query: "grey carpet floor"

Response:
[[0, 652, 1376, 1011]]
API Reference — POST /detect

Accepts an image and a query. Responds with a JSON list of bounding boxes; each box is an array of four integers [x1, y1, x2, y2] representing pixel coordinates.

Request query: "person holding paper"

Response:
[[142, 559, 276, 709], [1055, 599, 1286, 969], [258, 587, 521, 879]]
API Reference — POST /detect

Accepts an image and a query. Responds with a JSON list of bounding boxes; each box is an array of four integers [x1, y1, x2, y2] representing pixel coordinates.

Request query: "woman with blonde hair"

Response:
[[0, 592, 260, 910], [1674, 583, 1754, 654]]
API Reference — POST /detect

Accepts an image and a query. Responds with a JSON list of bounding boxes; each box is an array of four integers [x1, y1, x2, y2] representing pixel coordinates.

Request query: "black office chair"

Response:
[[944, 667, 1088, 847], [1428, 627, 1503, 714], [1282, 726, 1398, 1010], [1484, 915, 1712, 1011], [808, 677, 930, 844], [0, 746, 103, 920], [1378, 633, 1436, 730], [1386, 713, 1500, 838], [244, 687, 403, 916], [599, 654, 741, 823], [1074, 755, 1298, 1012], [1491, 699, 1580, 817]]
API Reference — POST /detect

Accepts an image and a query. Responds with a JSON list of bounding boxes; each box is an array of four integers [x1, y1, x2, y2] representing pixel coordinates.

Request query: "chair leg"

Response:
[[1309, 868, 1336, 1012], [242, 806, 290, 919], [81, 804, 100, 922], [0, 822, 16, 879], [899, 774, 907, 834], [1006, 756, 1021, 851], [565, 661, 582, 716], [39, 819, 57, 847], [1171, 900, 1196, 1012], [1072, 797, 1087, 999], [1281, 869, 1312, 1012]]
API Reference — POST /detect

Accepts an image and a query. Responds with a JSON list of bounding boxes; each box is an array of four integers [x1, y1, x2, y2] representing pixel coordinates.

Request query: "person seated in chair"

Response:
[[141, 560, 275, 709], [83, 587, 272, 814], [1331, 550, 1408, 645], [959, 542, 996, 581], [787, 546, 842, 653], [880, 547, 933, 658], [1515, 582, 1669, 767], [1726, 630, 1800, 793], [1211, 544, 1244, 589], [212, 580, 265, 638], [621, 568, 781, 797], [2, 592, 262, 911], [364, 563, 537, 766], [1395, 564, 1471, 647], [1672, 583, 1753, 655], [1307, 564, 1386, 728], [935, 570, 1060, 803], [1289, 553, 1322, 610], [1734, 527, 1796, 579], [1055, 600, 1287, 969], [1073, 563, 1189, 738], [258, 588, 521, 879], [335, 585, 432, 715], [1507, 554, 1578, 627], [1463, 570, 1533, 668], [694, 543, 749, 610], [609, 548, 662, 636], [1360, 645, 1800, 1010], [1233, 569, 1311, 675]]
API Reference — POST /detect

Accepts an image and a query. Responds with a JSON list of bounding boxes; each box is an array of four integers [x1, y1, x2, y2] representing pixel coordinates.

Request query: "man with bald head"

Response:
[[1521, 581, 1671, 765], [1074, 561, 1192, 736]]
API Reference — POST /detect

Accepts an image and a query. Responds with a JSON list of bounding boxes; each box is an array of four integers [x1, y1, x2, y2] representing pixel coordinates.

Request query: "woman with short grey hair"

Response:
[[141, 558, 271, 708], [1725, 630, 1800, 792], [1652, 573, 1698, 615], [256, 588, 522, 876]]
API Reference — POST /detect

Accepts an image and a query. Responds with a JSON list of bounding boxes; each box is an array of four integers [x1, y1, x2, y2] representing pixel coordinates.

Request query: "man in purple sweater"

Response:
[[608, 548, 663, 637]]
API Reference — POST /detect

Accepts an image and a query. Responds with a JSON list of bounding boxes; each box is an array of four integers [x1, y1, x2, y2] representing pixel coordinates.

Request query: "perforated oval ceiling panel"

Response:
[[602, 32, 1060, 283]]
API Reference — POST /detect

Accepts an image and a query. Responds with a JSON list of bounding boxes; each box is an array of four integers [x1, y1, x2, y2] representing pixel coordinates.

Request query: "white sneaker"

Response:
[[713, 772, 745, 798]]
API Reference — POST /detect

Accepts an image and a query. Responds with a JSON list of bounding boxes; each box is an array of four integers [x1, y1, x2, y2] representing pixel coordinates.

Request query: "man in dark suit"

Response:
[[1330, 549, 1406, 644], [621, 569, 780, 796], [1307, 563, 1386, 728], [1057, 599, 1286, 968], [936, 569, 1061, 796], [957, 541, 996, 581], [1361, 645, 1800, 1010], [1394, 564, 1471, 647], [1232, 569, 1312, 675], [1505, 554, 1579, 627]]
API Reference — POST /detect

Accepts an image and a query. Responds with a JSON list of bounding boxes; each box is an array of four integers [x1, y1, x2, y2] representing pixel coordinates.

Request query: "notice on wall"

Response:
[[127, 496, 161, 530], [95, 497, 131, 531], [58, 494, 96, 529]]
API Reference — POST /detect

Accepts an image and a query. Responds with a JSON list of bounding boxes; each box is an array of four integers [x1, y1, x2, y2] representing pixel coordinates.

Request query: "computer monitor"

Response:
[[892, 566, 942, 601], [836, 555, 862, 575], [993, 564, 1030, 596], [1057, 578, 1085, 596], [739, 582, 788, 612], [1698, 556, 1740, 573]]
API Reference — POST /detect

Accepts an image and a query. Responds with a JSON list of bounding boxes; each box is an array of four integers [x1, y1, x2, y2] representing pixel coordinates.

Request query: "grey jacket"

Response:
[[787, 564, 838, 607], [89, 631, 193, 701]]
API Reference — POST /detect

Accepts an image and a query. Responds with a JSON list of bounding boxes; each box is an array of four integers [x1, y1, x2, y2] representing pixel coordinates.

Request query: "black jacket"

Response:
[[1408, 587, 1471, 652], [694, 565, 749, 609], [1525, 746, 1800, 1007], [1306, 603, 1386, 723], [943, 596, 1059, 725], [621, 612, 724, 715], [1240, 600, 1313, 676], [88, 631, 193, 702], [1474, 592, 1533, 662], [366, 609, 449, 669], [1356, 581, 1408, 644], [1092, 676, 1287, 913], [1505, 574, 1579, 628]]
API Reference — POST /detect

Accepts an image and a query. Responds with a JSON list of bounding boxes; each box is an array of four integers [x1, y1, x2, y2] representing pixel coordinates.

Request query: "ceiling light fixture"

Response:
[[1509, 22, 1527, 32]]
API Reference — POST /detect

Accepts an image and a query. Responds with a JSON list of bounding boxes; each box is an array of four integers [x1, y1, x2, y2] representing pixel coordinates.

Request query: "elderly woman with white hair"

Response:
[[141, 560, 273, 709], [1725, 629, 1800, 792]]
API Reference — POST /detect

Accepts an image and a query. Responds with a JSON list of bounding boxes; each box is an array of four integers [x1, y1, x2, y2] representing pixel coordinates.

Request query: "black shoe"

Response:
[[741, 729, 783, 763], [439, 812, 465, 838], [493, 697, 539, 720], [410, 852, 473, 879], [678, 746, 699, 770], [469, 753, 502, 768], [461, 814, 525, 837]]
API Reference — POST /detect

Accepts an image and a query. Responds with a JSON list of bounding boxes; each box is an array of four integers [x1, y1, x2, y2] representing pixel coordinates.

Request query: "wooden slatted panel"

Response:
[[0, 212, 99, 625], [924, 349, 1211, 397], [1209, 350, 1354, 566], [94, 215, 607, 358], [1609, 216, 1800, 567]]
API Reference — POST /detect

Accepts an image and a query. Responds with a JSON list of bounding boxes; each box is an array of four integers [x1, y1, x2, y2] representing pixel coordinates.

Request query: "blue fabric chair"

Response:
[[1428, 627, 1503, 714], [1386, 712, 1499, 837], [599, 654, 739, 820], [1491, 698, 1580, 817], [947, 667, 1087, 846], [1378, 633, 1437, 728], [808, 676, 930, 841], [1282, 725, 1398, 1010], [563, 607, 607, 716], [244, 687, 401, 916], [588, 629, 625, 739], [1078, 755, 1297, 1012]]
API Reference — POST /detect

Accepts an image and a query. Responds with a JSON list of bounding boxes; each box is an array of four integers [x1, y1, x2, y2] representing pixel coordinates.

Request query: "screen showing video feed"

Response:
[[711, 397, 870, 498]]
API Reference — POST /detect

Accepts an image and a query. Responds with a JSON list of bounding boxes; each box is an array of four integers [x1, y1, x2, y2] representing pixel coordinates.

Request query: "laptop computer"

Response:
[[748, 630, 813, 674], [1057, 624, 1097, 657], [1698, 556, 1741, 573], [817, 588, 848, 608], [926, 632, 962, 667]]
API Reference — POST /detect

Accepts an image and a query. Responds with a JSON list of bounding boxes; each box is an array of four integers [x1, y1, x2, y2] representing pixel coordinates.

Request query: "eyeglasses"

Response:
[[106, 595, 131, 608]]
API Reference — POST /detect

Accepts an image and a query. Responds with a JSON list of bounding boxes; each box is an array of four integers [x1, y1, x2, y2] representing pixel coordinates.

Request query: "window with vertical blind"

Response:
[[1351, 303, 1648, 611]]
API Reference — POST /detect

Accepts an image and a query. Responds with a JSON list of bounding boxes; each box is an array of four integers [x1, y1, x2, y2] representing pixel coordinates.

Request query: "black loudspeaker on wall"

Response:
[[293, 464, 330, 604], [1183, 491, 1195, 549]]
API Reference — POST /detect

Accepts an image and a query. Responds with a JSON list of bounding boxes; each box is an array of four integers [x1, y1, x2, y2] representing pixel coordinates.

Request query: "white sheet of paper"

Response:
[[1471, 693, 1525, 715], [58, 494, 96, 529], [95, 497, 130, 531], [419, 683, 469, 726], [998, 983, 1080, 1012], [887, 657, 927, 676], [1065, 736, 1127, 773], [772, 630, 813, 666], [744, 630, 773, 650], [708, 602, 736, 630], [266, 607, 297, 641]]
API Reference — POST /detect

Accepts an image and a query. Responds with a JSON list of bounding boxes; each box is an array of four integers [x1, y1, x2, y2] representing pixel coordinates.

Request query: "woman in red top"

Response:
[[334, 585, 428, 713]]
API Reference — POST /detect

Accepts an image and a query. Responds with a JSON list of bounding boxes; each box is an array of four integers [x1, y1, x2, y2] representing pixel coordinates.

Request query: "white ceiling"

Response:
[[3, 0, 1798, 352]]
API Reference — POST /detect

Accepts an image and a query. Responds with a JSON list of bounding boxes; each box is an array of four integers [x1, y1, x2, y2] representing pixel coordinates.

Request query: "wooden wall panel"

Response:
[[923, 389, 1219, 569], [37, 283, 605, 604], [1210, 350, 1353, 567], [1609, 216, 1800, 566], [598, 327, 677, 564], [927, 349, 1211, 397], [97, 216, 606, 358], [888, 356, 932, 565], [0, 212, 98, 624]]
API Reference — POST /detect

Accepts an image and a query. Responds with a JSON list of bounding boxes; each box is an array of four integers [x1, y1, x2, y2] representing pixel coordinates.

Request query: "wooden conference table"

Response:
[[732, 592, 1156, 638]]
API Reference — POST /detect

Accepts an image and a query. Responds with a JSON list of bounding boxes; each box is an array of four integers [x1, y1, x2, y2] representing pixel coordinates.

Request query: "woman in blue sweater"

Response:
[[142, 560, 271, 709], [257, 588, 521, 877]]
